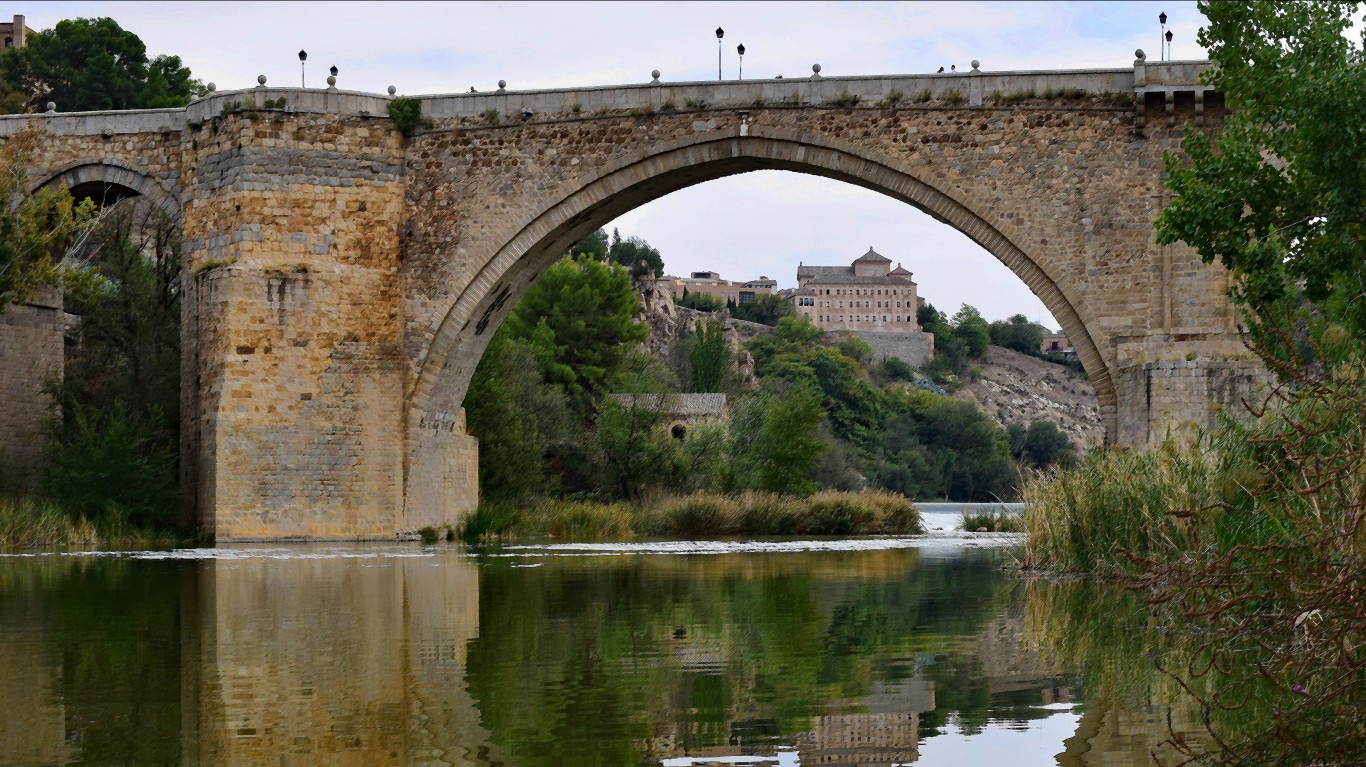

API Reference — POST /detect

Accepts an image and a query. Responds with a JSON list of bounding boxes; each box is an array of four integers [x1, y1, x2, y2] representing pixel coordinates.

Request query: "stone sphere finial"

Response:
[[1135, 49, 1146, 61], [206, 82, 216, 93], [257, 75, 267, 86], [326, 75, 337, 88], [811, 63, 822, 76], [387, 85, 397, 96], [498, 79, 507, 91], [971, 59, 980, 71], [45, 102, 56, 113], [651, 69, 661, 84]]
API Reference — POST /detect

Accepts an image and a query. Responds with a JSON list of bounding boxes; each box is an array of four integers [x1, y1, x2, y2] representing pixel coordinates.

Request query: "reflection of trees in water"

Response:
[[0, 556, 185, 765], [464, 549, 1052, 766]]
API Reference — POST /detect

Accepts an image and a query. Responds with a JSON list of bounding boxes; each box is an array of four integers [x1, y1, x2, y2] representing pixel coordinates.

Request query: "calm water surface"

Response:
[[0, 531, 1199, 766]]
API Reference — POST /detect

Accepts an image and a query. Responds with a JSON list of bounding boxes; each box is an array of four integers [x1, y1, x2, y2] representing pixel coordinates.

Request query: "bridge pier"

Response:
[[1116, 357, 1273, 448]]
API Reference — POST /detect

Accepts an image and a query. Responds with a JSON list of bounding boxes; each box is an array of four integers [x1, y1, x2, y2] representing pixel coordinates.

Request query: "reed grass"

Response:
[[459, 489, 922, 542], [0, 495, 189, 549], [961, 508, 1024, 532], [1019, 443, 1215, 576]]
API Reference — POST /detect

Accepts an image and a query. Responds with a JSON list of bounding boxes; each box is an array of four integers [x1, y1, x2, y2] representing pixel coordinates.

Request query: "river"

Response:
[[0, 528, 1209, 766]]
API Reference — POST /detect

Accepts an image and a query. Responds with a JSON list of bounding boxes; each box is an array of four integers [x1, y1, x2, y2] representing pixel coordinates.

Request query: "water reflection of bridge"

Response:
[[0, 549, 1207, 767]]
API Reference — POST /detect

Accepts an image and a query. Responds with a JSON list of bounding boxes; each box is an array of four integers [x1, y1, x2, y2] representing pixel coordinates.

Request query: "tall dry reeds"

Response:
[[459, 489, 922, 542]]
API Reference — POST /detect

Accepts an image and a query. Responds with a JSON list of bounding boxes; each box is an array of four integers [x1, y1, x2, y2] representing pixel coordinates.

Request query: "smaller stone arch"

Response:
[[32, 159, 181, 222]]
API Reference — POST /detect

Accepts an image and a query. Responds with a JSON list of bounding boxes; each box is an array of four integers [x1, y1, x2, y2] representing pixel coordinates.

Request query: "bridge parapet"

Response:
[[0, 59, 1216, 137], [184, 87, 394, 121], [420, 66, 1141, 118], [0, 107, 184, 136]]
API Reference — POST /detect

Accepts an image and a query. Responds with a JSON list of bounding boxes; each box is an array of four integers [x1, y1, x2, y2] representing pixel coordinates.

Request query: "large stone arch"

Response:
[[405, 127, 1119, 520], [411, 127, 1114, 424], [32, 159, 182, 221]]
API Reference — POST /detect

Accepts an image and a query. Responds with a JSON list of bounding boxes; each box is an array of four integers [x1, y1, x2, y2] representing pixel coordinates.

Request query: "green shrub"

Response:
[[43, 401, 178, 531], [388, 96, 428, 137]]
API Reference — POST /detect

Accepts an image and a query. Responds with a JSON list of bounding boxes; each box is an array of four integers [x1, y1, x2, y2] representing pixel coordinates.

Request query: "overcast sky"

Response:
[[24, 1, 1214, 326]]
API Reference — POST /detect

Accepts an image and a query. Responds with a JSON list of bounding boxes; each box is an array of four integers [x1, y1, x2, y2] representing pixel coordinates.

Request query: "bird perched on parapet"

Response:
[[937, 66, 944, 73]]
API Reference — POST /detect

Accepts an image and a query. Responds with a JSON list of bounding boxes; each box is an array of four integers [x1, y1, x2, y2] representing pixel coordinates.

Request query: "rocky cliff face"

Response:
[[957, 346, 1104, 448], [634, 275, 767, 385]]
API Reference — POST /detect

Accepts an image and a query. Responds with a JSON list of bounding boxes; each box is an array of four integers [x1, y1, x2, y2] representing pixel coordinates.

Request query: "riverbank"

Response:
[[0, 495, 194, 549], [450, 489, 924, 543], [1017, 365, 1366, 764]]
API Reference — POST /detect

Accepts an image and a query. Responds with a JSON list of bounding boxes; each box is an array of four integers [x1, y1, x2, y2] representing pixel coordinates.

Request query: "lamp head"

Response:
[[715, 27, 724, 40], [1159, 12, 1167, 25], [737, 44, 745, 56], [298, 50, 307, 62], [329, 65, 338, 77]]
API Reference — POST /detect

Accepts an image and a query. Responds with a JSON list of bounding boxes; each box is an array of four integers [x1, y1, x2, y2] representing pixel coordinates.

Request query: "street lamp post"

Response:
[[299, 49, 307, 87], [1158, 13, 1167, 61], [737, 44, 745, 79], [716, 27, 724, 81], [1166, 29, 1173, 61]]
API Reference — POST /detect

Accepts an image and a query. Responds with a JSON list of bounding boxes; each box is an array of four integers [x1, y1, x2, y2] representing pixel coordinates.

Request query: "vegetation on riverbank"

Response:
[[0, 495, 192, 549], [1022, 3, 1366, 762], [453, 489, 922, 543], [960, 507, 1024, 533]]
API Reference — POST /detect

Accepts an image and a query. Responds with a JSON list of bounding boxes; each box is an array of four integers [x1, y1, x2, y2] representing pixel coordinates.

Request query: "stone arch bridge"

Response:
[[1, 57, 1267, 540]]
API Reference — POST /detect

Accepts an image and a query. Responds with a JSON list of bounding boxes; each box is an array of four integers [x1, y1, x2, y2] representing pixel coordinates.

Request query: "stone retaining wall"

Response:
[[0, 289, 63, 487]]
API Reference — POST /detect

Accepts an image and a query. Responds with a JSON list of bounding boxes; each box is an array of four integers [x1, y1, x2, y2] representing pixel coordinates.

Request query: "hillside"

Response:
[[634, 279, 1103, 448], [956, 346, 1105, 448]]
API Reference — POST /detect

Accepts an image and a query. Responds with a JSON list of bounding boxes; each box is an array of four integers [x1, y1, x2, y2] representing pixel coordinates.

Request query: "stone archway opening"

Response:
[[405, 131, 1119, 525]]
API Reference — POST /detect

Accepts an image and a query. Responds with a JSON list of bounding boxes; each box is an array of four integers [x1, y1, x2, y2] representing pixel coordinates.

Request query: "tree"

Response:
[[606, 228, 664, 278], [0, 128, 96, 310], [571, 228, 608, 260], [1008, 420, 1074, 470], [58, 203, 181, 440], [2, 18, 201, 113], [989, 314, 1044, 356], [501, 255, 648, 411], [43, 201, 184, 528], [1156, 2, 1366, 338], [688, 320, 729, 392], [731, 293, 794, 326], [735, 383, 828, 495], [950, 305, 991, 358], [465, 333, 573, 501]]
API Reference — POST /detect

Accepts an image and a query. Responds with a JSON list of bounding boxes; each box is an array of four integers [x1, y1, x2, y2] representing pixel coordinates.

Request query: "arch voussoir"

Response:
[[32, 158, 182, 221]]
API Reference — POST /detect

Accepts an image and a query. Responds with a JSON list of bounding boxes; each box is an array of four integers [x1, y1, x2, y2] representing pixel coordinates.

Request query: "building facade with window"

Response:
[[793, 247, 926, 334], [656, 271, 776, 305], [1, 15, 31, 49]]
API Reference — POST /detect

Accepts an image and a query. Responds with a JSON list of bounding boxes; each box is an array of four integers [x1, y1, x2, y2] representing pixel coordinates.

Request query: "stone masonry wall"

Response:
[[0, 289, 63, 487], [1117, 359, 1274, 447], [853, 330, 933, 369], [180, 110, 413, 539]]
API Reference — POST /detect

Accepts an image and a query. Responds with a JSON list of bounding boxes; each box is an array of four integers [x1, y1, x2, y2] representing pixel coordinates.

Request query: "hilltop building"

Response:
[[1, 15, 31, 49], [791, 247, 933, 367], [656, 271, 776, 305], [793, 247, 924, 333]]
